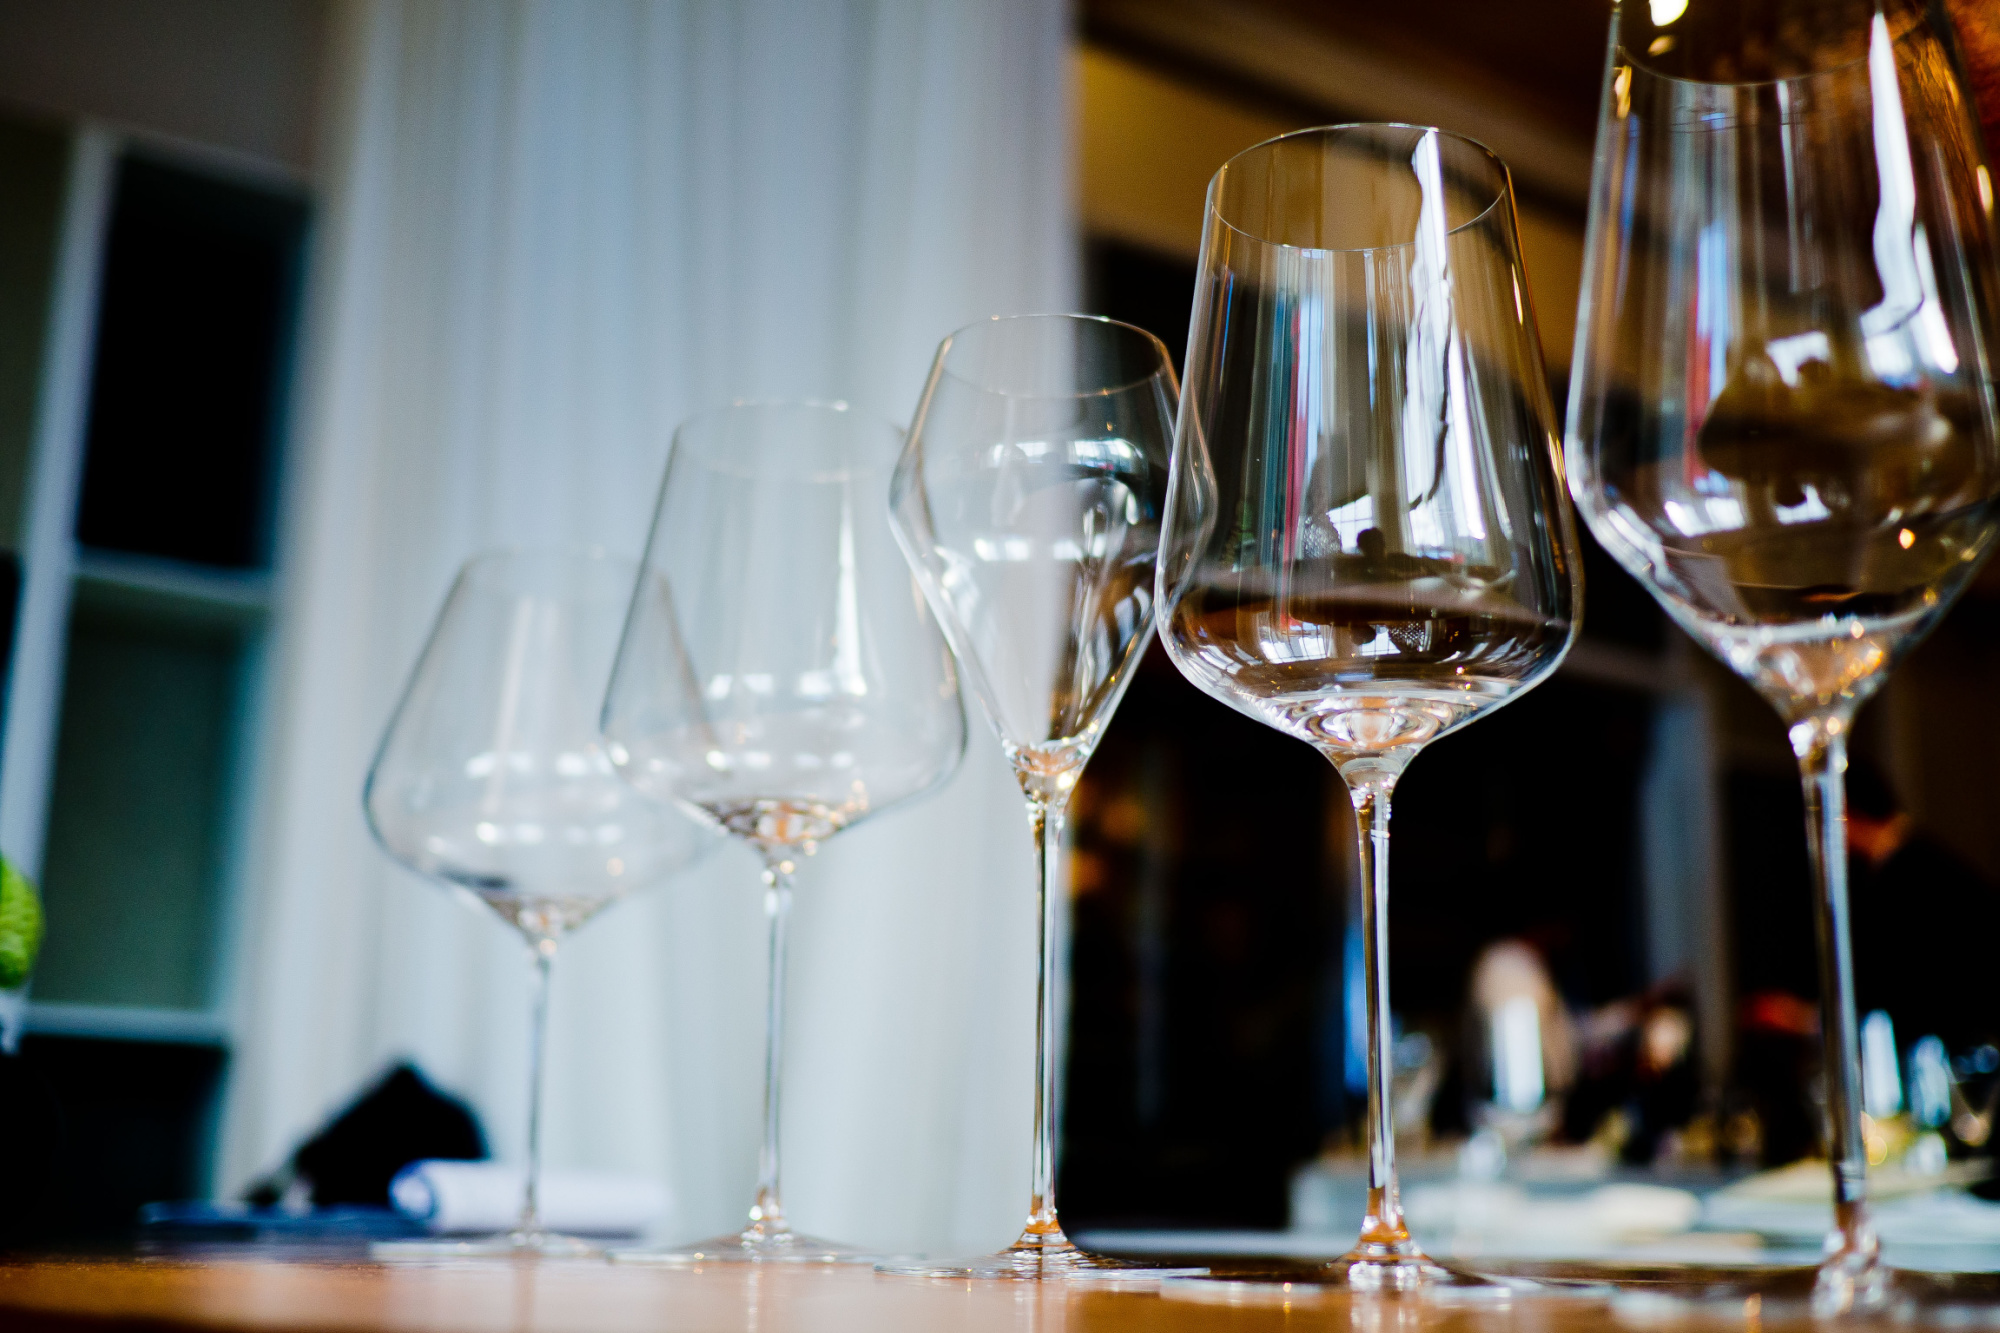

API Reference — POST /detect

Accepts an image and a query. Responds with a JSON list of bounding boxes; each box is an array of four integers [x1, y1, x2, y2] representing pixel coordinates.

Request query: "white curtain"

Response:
[[221, 0, 1072, 1257]]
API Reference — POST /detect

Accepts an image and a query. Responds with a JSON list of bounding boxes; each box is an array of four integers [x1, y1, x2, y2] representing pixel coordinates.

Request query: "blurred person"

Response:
[[1846, 758, 2000, 1053], [1561, 982, 1700, 1165], [1734, 990, 1821, 1166], [1462, 939, 1579, 1145]]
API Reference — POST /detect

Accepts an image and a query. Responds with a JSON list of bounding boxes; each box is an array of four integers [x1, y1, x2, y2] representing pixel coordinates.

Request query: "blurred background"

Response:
[[0, 0, 1996, 1259]]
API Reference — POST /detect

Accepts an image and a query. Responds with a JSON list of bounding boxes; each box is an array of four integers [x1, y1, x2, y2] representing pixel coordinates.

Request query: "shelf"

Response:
[[25, 1000, 229, 1046], [71, 548, 271, 624]]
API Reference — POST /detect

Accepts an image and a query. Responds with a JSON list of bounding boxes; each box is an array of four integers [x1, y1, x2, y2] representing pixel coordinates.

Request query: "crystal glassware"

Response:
[[881, 314, 1183, 1280], [601, 400, 966, 1263], [1156, 125, 1581, 1290], [1566, 0, 2000, 1312], [364, 547, 712, 1256]]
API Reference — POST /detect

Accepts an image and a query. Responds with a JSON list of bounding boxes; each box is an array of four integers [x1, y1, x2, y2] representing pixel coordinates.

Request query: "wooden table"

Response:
[[5, 1254, 2000, 1332]]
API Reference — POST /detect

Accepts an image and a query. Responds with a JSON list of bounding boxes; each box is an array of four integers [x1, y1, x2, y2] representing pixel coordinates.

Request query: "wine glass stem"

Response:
[[751, 861, 795, 1238], [1350, 771, 1411, 1254], [1026, 797, 1067, 1239], [1791, 714, 1879, 1286], [521, 938, 557, 1238]]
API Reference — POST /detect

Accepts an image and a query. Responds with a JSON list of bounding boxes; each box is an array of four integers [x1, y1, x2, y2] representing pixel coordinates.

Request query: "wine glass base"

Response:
[[370, 1230, 602, 1261], [877, 1231, 1205, 1282], [1325, 1247, 1500, 1292], [1157, 1246, 1509, 1303], [611, 1229, 887, 1265], [1452, 1254, 1898, 1317]]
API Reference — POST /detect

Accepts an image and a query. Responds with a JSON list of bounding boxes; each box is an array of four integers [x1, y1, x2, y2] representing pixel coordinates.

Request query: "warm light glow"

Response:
[[1648, 35, 1676, 56], [1651, 0, 1689, 25], [1613, 66, 1633, 120], [1899, 527, 1916, 548], [1980, 165, 1994, 213]]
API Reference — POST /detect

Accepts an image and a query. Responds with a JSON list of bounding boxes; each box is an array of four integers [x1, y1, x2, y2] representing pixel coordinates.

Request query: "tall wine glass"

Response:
[[1156, 125, 1581, 1291], [602, 400, 965, 1263], [881, 314, 1181, 1281], [364, 548, 712, 1256], [1566, 0, 2000, 1312]]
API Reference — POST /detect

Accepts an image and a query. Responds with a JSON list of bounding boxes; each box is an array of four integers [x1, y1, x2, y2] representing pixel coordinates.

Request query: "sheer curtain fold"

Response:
[[222, 0, 1071, 1255]]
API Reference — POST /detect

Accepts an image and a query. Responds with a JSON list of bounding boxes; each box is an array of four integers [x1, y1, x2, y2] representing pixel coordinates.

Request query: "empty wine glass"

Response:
[[364, 547, 713, 1256], [602, 400, 965, 1263], [1566, 0, 2000, 1312], [1156, 125, 1581, 1291], [880, 314, 1185, 1281]]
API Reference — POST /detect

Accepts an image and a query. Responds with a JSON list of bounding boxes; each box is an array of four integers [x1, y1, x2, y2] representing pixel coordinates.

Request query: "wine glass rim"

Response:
[[1616, 40, 1872, 92], [933, 313, 1176, 400], [670, 397, 906, 479], [1614, 0, 1914, 93], [1207, 122, 1511, 256]]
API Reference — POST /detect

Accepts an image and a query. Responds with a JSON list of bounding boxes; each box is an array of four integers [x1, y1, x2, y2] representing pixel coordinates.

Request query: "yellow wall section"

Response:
[[1074, 45, 1583, 369]]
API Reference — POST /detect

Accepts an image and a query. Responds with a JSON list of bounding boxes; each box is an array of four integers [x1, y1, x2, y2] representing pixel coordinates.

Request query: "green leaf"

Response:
[[0, 857, 44, 989]]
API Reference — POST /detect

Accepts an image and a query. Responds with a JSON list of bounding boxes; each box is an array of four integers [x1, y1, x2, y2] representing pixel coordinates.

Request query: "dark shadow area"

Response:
[[75, 154, 307, 569], [0, 1036, 225, 1246]]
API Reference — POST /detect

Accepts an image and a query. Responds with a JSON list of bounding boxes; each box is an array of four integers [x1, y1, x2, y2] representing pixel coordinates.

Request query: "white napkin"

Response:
[[390, 1160, 669, 1236]]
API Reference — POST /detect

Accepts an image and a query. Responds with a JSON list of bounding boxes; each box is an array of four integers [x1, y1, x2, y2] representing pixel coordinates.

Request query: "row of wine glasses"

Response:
[[365, 403, 967, 1260], [361, 0, 2000, 1299], [364, 324, 1183, 1272]]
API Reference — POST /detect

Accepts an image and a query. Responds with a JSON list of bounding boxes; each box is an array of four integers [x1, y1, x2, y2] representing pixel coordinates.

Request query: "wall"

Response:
[[0, 0, 329, 175]]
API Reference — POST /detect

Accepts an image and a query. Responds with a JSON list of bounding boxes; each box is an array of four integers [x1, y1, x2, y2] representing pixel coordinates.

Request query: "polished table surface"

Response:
[[6, 1255, 2000, 1332]]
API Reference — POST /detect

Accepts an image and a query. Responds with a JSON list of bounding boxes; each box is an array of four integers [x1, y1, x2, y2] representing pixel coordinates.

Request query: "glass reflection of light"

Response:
[[831, 497, 870, 696], [1356, 628, 1399, 659], [1861, 15, 1960, 381], [1324, 496, 1376, 554], [1776, 486, 1834, 525], [1662, 495, 1747, 536], [1766, 331, 1832, 386], [972, 536, 1035, 562]]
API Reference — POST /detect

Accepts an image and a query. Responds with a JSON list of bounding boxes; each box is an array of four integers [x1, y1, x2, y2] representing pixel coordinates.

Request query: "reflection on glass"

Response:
[[1566, 0, 2000, 1311], [883, 314, 1184, 1280], [603, 401, 965, 1263], [1157, 124, 1580, 1290], [365, 548, 712, 1256]]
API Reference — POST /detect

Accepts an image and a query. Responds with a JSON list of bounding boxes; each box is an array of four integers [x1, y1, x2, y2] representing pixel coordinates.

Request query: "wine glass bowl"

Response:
[[1157, 124, 1580, 1289], [883, 314, 1181, 1280], [1574, 0, 2000, 730], [364, 547, 712, 1254], [602, 400, 966, 1263], [606, 403, 964, 849], [368, 551, 699, 941], [891, 316, 1173, 801], [1566, 0, 2000, 1311]]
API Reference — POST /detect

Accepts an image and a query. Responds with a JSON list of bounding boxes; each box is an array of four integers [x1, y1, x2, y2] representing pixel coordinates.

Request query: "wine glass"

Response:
[[881, 314, 1185, 1281], [601, 400, 965, 1263], [1155, 125, 1581, 1291], [1566, 0, 2000, 1313], [364, 547, 713, 1256]]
